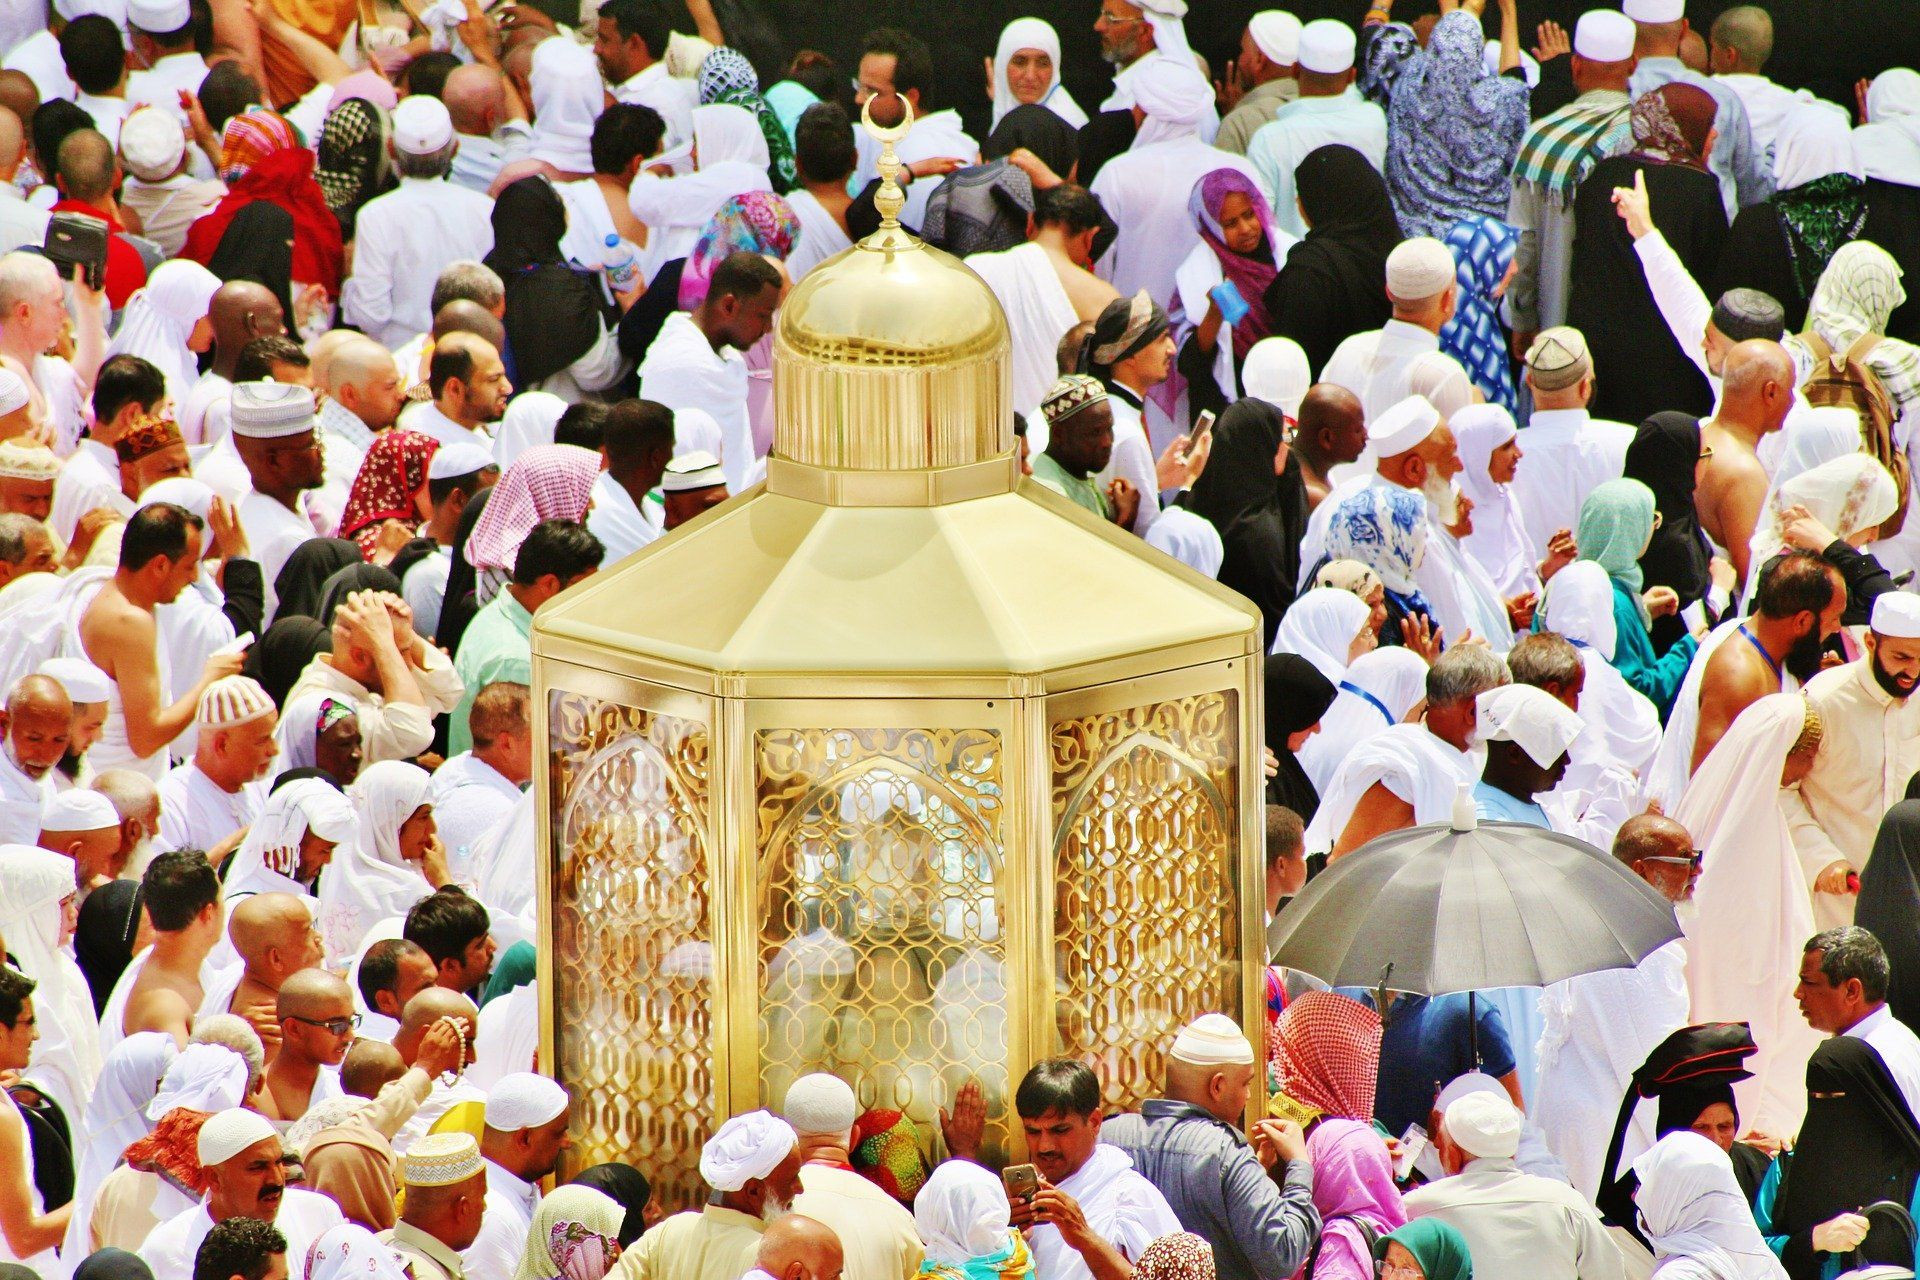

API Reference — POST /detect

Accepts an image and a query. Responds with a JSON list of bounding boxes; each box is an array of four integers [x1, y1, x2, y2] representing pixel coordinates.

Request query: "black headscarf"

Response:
[[435, 483, 494, 656], [1599, 1021, 1760, 1231], [1264, 653, 1337, 821], [1651, 1078, 1772, 1202], [1776, 1037, 1920, 1278], [1187, 396, 1308, 646], [246, 617, 333, 709], [985, 104, 1078, 181], [315, 563, 404, 627], [1268, 145, 1402, 368], [1859, 801, 1920, 1032], [73, 1250, 153, 1280], [920, 159, 1033, 257], [206, 199, 296, 329], [569, 1163, 652, 1247], [270, 766, 345, 794], [483, 177, 611, 387], [1625, 413, 1713, 606], [274, 538, 363, 622], [75, 880, 143, 1015]]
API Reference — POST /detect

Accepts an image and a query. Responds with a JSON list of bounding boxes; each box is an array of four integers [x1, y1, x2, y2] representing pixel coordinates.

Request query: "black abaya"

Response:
[[1626, 412, 1714, 649], [1263, 653, 1336, 821], [1859, 801, 1920, 1031], [1186, 396, 1308, 647], [1263, 144, 1402, 375]]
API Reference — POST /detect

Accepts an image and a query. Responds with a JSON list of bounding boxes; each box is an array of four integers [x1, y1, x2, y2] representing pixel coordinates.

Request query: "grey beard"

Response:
[[760, 1194, 792, 1224], [1423, 474, 1460, 527]]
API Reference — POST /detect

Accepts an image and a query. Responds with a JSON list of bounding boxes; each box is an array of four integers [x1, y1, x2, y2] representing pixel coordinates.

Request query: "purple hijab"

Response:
[[1306, 1119, 1408, 1280], [1189, 168, 1279, 359]]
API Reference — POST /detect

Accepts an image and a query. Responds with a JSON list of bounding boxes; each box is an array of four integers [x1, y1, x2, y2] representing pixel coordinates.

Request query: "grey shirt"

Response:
[[1099, 1100, 1321, 1280]]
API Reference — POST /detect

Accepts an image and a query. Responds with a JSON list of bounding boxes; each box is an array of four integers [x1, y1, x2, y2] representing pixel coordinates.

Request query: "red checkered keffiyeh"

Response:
[[463, 443, 600, 575], [1271, 990, 1382, 1121]]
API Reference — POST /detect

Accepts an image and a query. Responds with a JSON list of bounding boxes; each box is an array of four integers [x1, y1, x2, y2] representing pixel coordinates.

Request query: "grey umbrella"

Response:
[[1268, 813, 1683, 994]]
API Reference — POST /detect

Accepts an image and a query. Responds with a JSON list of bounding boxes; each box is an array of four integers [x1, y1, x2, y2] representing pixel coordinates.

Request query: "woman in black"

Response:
[[1262, 144, 1403, 375], [1185, 394, 1308, 648], [1264, 653, 1337, 822], [1859, 801, 1920, 1032], [1625, 412, 1714, 652]]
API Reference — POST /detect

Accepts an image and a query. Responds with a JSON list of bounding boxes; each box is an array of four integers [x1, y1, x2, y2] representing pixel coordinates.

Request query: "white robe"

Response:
[[139, 1191, 343, 1280], [1419, 516, 1515, 651], [1090, 136, 1256, 312], [1510, 409, 1634, 559], [236, 489, 323, 623], [1297, 645, 1431, 796], [1644, 619, 1798, 813], [156, 760, 262, 855], [965, 241, 1079, 421], [1026, 1144, 1181, 1280], [427, 751, 522, 880], [1095, 390, 1161, 536], [783, 188, 853, 283], [1846, 1005, 1920, 1125], [639, 313, 754, 494], [0, 743, 52, 845], [1304, 722, 1482, 856], [585, 472, 661, 567]]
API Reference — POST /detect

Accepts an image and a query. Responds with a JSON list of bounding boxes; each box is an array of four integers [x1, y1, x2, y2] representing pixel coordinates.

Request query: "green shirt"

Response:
[[448, 589, 533, 755], [1031, 450, 1110, 519]]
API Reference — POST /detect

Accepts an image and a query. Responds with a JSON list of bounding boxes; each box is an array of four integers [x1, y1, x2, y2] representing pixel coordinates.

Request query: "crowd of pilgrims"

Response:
[[0, 0, 1916, 1274]]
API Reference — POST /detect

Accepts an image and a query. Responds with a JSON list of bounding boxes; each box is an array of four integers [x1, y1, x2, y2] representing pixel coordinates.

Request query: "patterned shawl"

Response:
[[698, 47, 796, 192], [1439, 215, 1520, 411], [337, 429, 437, 559], [1511, 93, 1633, 202]]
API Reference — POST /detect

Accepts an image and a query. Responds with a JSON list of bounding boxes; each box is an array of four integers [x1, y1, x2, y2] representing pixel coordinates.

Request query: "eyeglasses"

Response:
[[1642, 850, 1705, 869], [291, 1013, 361, 1036], [1376, 1262, 1424, 1280]]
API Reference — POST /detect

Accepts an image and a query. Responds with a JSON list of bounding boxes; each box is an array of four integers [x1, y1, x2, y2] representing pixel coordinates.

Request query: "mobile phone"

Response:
[[1002, 1163, 1040, 1204], [1192, 410, 1217, 443], [1394, 1123, 1427, 1182]]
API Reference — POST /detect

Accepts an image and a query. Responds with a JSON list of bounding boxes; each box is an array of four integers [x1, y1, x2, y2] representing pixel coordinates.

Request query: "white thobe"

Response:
[[0, 188, 48, 256], [1245, 89, 1388, 239], [312, 398, 376, 538], [1095, 386, 1160, 536], [450, 123, 533, 197], [236, 489, 324, 622], [402, 546, 452, 640], [1091, 136, 1256, 310], [1026, 1145, 1181, 1280], [1846, 1005, 1920, 1125], [76, 91, 128, 148], [51, 438, 131, 546], [1510, 409, 1634, 557], [586, 472, 661, 566], [0, 743, 51, 845], [1320, 320, 1466, 423], [342, 178, 496, 350], [965, 241, 1078, 420], [427, 750, 521, 875], [31, 354, 86, 458], [462, 1159, 539, 1280], [851, 109, 978, 231], [138, 1191, 344, 1280], [398, 400, 494, 450], [783, 188, 852, 283], [1403, 1159, 1625, 1280], [1714, 74, 1847, 165], [613, 63, 695, 150], [639, 312, 753, 493], [157, 760, 262, 854]]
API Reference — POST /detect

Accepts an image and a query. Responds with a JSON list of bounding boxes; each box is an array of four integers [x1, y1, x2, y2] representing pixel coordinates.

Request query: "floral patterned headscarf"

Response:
[[1628, 83, 1717, 173], [512, 1186, 626, 1280], [336, 429, 437, 560], [697, 47, 796, 191], [1326, 485, 1429, 598], [677, 191, 799, 310]]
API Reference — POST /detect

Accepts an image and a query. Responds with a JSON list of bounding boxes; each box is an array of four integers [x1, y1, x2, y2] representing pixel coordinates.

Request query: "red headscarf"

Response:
[[122, 1107, 214, 1195], [1270, 990, 1383, 1121], [181, 109, 346, 295], [337, 429, 437, 559]]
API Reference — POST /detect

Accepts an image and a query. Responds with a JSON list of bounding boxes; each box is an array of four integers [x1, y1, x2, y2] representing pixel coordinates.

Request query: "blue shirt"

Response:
[[1337, 990, 1517, 1134], [1473, 781, 1551, 827]]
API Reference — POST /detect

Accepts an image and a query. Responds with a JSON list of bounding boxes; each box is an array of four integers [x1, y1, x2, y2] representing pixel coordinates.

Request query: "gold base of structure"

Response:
[[532, 114, 1266, 1211]]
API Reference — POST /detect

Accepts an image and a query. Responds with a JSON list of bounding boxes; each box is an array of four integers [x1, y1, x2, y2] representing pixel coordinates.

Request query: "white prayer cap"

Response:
[[196, 1107, 278, 1166], [1621, 0, 1683, 22], [229, 382, 316, 439], [1443, 1091, 1522, 1158], [1573, 10, 1635, 62], [391, 95, 454, 156], [1367, 395, 1441, 458], [484, 1072, 570, 1131], [699, 1110, 798, 1191], [126, 0, 187, 30], [147, 1043, 249, 1119], [38, 658, 111, 705], [429, 442, 493, 481], [0, 368, 27, 416], [198, 676, 275, 730], [1248, 11, 1301, 65], [0, 441, 58, 479], [1296, 19, 1357, 74], [402, 1133, 485, 1187], [40, 788, 118, 832], [1131, 56, 1213, 129], [120, 106, 187, 182], [1169, 1013, 1256, 1066], [1871, 592, 1920, 639], [781, 1073, 858, 1136], [663, 451, 726, 493], [1386, 237, 1458, 302], [1474, 684, 1584, 768], [1433, 1070, 1507, 1116]]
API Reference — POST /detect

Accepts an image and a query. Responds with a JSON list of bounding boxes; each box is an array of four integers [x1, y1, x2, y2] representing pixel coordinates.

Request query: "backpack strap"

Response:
[[1306, 1215, 1381, 1280], [1844, 333, 1884, 369], [1800, 330, 1834, 367]]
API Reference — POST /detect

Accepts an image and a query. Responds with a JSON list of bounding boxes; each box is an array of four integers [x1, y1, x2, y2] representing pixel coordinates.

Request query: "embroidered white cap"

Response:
[[1296, 19, 1357, 74], [1574, 10, 1636, 61]]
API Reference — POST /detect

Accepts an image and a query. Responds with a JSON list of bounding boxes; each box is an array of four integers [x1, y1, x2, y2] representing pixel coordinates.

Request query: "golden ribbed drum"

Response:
[[531, 125, 1268, 1211]]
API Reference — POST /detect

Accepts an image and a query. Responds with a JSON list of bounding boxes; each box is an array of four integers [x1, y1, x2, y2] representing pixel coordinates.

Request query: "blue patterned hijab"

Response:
[[1439, 215, 1520, 411], [1327, 484, 1431, 616]]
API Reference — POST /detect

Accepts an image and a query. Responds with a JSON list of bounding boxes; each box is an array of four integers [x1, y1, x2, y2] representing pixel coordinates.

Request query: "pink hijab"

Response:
[[464, 443, 600, 574], [1300, 1119, 1407, 1280], [328, 69, 400, 116]]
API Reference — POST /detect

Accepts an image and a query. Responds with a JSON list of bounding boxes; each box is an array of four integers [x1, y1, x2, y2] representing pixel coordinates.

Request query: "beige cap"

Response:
[[1525, 327, 1592, 391]]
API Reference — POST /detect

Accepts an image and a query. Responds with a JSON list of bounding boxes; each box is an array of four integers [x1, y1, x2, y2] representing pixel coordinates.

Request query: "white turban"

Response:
[[147, 1044, 250, 1120], [1170, 1013, 1256, 1066], [1475, 684, 1584, 768], [1443, 1091, 1522, 1159], [699, 1111, 797, 1192], [781, 1074, 858, 1137], [484, 1073, 569, 1131], [1132, 57, 1213, 131], [196, 1107, 277, 1166]]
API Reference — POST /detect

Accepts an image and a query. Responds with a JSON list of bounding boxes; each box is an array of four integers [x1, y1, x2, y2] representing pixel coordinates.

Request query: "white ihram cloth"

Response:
[[138, 1189, 344, 1280], [852, 109, 978, 232], [1297, 646, 1429, 797], [612, 61, 696, 151], [525, 38, 599, 175], [1510, 408, 1634, 558], [1675, 692, 1823, 1136], [782, 188, 853, 284], [1090, 139, 1255, 318], [585, 472, 661, 567], [639, 312, 754, 494], [965, 241, 1079, 421], [156, 759, 263, 855], [1633, 1131, 1788, 1280], [1026, 1144, 1181, 1280], [316, 760, 435, 966], [1717, 74, 1846, 163], [0, 743, 54, 845], [340, 177, 496, 349], [426, 750, 520, 877], [0, 845, 100, 1119], [1537, 562, 1662, 780], [63, 1032, 179, 1263], [1854, 69, 1920, 187], [626, 105, 770, 276], [1420, 509, 1516, 651], [1643, 617, 1797, 813], [1094, 388, 1161, 536], [471, 786, 537, 931], [1303, 722, 1481, 856]]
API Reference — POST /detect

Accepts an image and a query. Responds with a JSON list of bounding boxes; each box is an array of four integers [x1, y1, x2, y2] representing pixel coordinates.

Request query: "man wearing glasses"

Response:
[[260, 968, 358, 1123]]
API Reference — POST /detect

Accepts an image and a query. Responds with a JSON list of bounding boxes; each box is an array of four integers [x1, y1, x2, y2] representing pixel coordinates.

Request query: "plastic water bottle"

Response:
[[603, 235, 640, 293]]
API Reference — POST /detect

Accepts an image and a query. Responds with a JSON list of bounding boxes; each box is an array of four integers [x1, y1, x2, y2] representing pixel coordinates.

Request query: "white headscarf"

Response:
[[1296, 645, 1429, 796], [305, 1222, 413, 1280], [1772, 104, 1863, 190], [1143, 506, 1224, 578], [512, 1184, 625, 1280], [1130, 57, 1213, 148], [1676, 693, 1824, 1136], [1745, 454, 1898, 614], [1241, 338, 1311, 420], [628, 104, 773, 235], [1855, 68, 1920, 187], [1453, 404, 1536, 600], [63, 1030, 178, 1260], [224, 778, 358, 903], [915, 1159, 1016, 1265], [1540, 561, 1662, 780], [105, 260, 220, 407], [528, 37, 602, 174], [990, 19, 1087, 130], [316, 761, 433, 965], [1406, 350, 1479, 417], [0, 844, 98, 1117], [493, 391, 567, 470], [1767, 404, 1865, 491], [147, 1042, 250, 1118], [1632, 1131, 1789, 1280], [1271, 587, 1371, 680], [695, 102, 770, 171]]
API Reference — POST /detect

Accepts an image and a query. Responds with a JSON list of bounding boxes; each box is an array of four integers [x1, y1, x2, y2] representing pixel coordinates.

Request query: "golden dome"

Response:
[[770, 103, 1012, 478]]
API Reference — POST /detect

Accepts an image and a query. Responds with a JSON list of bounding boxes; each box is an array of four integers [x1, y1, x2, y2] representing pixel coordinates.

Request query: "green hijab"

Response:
[[1376, 1218, 1474, 1280], [1575, 478, 1657, 598], [482, 939, 536, 1006]]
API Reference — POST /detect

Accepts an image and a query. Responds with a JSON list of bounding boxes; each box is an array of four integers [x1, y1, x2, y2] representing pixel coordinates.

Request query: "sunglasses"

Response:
[[1642, 850, 1705, 869], [291, 1013, 361, 1036]]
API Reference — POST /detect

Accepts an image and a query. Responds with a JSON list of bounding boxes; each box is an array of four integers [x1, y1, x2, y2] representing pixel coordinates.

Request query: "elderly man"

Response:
[[0, 513, 54, 587], [1787, 595, 1920, 928], [1796, 926, 1920, 1122], [1032, 375, 1138, 528], [1098, 1014, 1319, 1280], [463, 1073, 573, 1280], [1245, 21, 1383, 239], [0, 250, 105, 456], [1405, 1093, 1623, 1280], [0, 674, 68, 843], [1697, 340, 1796, 592], [612, 1110, 804, 1280], [259, 968, 354, 1122], [381, 1133, 490, 1280], [444, 66, 532, 198], [1510, 330, 1633, 568], [137, 1108, 345, 1280], [40, 786, 124, 892], [1215, 12, 1301, 155], [158, 676, 277, 856], [749, 1217, 846, 1280], [1531, 814, 1695, 1197], [312, 339, 406, 537], [42, 657, 112, 786], [779, 1073, 921, 1280], [1011, 1058, 1181, 1280], [1320, 239, 1472, 423], [1298, 395, 1461, 596], [204, 892, 324, 1055], [284, 588, 463, 765]]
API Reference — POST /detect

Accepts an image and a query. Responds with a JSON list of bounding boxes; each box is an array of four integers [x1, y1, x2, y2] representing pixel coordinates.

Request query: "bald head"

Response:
[[56, 127, 114, 204], [209, 281, 285, 357], [306, 328, 362, 389], [275, 967, 351, 1020], [443, 63, 507, 136], [341, 1039, 406, 1097], [1722, 338, 1796, 403], [0, 74, 36, 132], [1710, 4, 1772, 72], [8, 674, 70, 721], [757, 1215, 843, 1280], [1296, 383, 1366, 466], [324, 337, 396, 396], [1613, 812, 1690, 866], [229, 892, 318, 985], [393, 987, 478, 1064], [432, 300, 506, 351]]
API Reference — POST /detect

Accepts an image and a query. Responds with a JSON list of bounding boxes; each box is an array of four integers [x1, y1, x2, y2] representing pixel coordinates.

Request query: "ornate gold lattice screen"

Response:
[[1050, 690, 1242, 1115], [548, 689, 713, 1209], [755, 725, 1013, 1165]]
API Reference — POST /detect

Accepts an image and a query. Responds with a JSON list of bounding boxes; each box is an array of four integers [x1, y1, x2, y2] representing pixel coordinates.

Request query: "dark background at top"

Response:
[[673, 0, 1920, 145]]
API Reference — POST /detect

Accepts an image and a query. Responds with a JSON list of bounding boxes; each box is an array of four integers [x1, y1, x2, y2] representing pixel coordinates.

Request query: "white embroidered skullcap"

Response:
[[1474, 684, 1584, 768], [1443, 1091, 1522, 1158], [1248, 11, 1301, 65], [428, 442, 493, 481], [1367, 395, 1441, 458], [1297, 19, 1357, 73], [40, 787, 118, 831], [196, 1107, 278, 1165], [392, 95, 454, 156], [0, 441, 59, 479], [1386, 237, 1457, 301], [699, 1110, 797, 1191], [402, 1132, 484, 1187], [662, 451, 726, 493], [147, 1043, 249, 1119], [38, 658, 111, 704], [781, 1073, 858, 1136], [484, 1072, 569, 1131], [1622, 0, 1683, 22], [1170, 1012, 1256, 1066], [1871, 592, 1920, 639], [229, 382, 316, 439], [1573, 10, 1635, 61], [0, 368, 28, 417], [198, 676, 276, 729]]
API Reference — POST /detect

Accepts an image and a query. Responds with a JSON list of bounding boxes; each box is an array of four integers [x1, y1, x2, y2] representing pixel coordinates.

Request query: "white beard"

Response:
[[759, 1194, 792, 1225], [1423, 474, 1461, 527]]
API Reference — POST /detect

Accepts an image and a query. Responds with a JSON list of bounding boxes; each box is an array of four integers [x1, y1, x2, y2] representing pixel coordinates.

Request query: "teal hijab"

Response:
[[1376, 1218, 1474, 1280], [481, 939, 536, 1006], [1575, 478, 1658, 599]]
